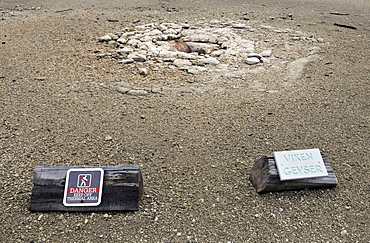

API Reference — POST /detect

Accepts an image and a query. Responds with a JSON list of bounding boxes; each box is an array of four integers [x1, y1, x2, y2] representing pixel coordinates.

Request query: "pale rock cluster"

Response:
[[97, 21, 324, 95], [97, 22, 273, 74]]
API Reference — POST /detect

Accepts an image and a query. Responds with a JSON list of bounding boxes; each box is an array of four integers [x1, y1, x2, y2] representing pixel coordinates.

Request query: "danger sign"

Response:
[[63, 168, 104, 206]]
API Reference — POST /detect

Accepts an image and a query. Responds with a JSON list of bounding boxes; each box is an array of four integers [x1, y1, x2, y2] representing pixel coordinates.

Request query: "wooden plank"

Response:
[[29, 165, 143, 211], [250, 152, 338, 193]]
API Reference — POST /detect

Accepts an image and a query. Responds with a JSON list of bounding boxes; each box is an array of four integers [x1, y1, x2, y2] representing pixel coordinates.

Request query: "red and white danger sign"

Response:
[[63, 168, 104, 206]]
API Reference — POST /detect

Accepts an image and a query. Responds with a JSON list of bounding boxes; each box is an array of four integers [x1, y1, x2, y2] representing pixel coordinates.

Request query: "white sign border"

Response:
[[63, 168, 104, 207]]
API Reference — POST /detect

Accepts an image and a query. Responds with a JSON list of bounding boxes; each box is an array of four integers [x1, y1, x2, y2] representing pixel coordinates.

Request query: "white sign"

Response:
[[274, 149, 328, 181], [63, 168, 104, 206]]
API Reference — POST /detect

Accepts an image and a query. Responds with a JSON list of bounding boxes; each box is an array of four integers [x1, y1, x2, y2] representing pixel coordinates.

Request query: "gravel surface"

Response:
[[1, 0, 369, 242]]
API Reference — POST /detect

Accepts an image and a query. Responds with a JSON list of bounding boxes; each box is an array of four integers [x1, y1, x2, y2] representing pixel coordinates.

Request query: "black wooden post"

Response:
[[29, 165, 143, 211]]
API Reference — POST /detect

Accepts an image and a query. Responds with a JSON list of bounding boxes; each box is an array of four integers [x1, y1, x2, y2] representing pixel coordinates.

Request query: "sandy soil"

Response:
[[1, 0, 369, 242]]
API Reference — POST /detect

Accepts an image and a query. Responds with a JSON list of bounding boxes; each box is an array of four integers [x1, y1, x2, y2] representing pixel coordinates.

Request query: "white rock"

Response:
[[119, 58, 135, 64], [139, 68, 148, 75], [247, 53, 263, 59], [245, 47, 255, 53], [127, 89, 149, 96], [260, 25, 274, 30], [260, 50, 272, 57], [157, 50, 177, 59], [155, 41, 173, 49], [198, 57, 220, 65], [187, 66, 208, 74], [161, 23, 183, 30], [117, 37, 128, 44], [163, 28, 178, 35], [135, 24, 150, 31], [158, 24, 168, 32], [98, 34, 112, 42], [261, 57, 270, 64], [160, 34, 178, 41], [108, 33, 119, 40], [216, 64, 229, 70], [116, 48, 133, 55], [147, 47, 161, 56], [177, 52, 197, 60], [173, 59, 192, 69], [127, 39, 142, 48], [245, 57, 261, 65], [139, 41, 156, 51], [151, 86, 162, 93], [148, 29, 163, 35], [209, 19, 221, 24], [160, 35, 168, 41], [232, 23, 246, 29], [140, 35, 154, 42], [127, 53, 146, 62], [117, 87, 131, 93], [97, 53, 112, 58], [125, 32, 137, 39], [210, 50, 224, 57], [187, 68, 199, 74]]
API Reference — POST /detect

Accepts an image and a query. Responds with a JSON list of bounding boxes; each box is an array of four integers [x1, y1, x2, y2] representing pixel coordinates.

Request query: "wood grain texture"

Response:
[[29, 165, 143, 211], [250, 152, 338, 193]]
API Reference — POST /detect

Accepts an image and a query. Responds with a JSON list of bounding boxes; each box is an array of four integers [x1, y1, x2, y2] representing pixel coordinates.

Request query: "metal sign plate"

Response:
[[63, 168, 104, 206], [274, 148, 328, 181]]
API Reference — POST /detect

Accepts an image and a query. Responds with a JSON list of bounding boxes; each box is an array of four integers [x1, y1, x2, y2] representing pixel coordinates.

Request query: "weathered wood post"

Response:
[[250, 151, 338, 193], [29, 165, 143, 211]]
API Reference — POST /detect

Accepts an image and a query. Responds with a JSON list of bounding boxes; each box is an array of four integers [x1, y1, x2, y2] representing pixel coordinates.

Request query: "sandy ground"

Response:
[[0, 0, 369, 242]]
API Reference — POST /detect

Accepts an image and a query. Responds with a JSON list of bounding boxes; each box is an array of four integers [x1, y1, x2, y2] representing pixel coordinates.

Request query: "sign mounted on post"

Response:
[[63, 168, 104, 206], [274, 148, 328, 181]]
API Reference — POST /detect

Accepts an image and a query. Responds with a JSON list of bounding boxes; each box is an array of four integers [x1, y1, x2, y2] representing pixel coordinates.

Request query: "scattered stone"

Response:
[[119, 58, 134, 64], [247, 53, 263, 60], [260, 50, 272, 57], [173, 59, 192, 69], [245, 57, 261, 65], [127, 89, 149, 96], [98, 34, 112, 42], [261, 57, 270, 64], [116, 48, 133, 55], [138, 68, 148, 75], [231, 23, 247, 29], [97, 53, 112, 58], [187, 68, 200, 75], [97, 22, 271, 73], [117, 86, 131, 94], [127, 53, 146, 62], [151, 86, 162, 93], [97, 21, 324, 94], [197, 57, 220, 66]]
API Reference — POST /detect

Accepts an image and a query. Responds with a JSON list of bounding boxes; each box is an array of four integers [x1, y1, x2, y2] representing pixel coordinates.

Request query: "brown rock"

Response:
[[175, 42, 191, 53]]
